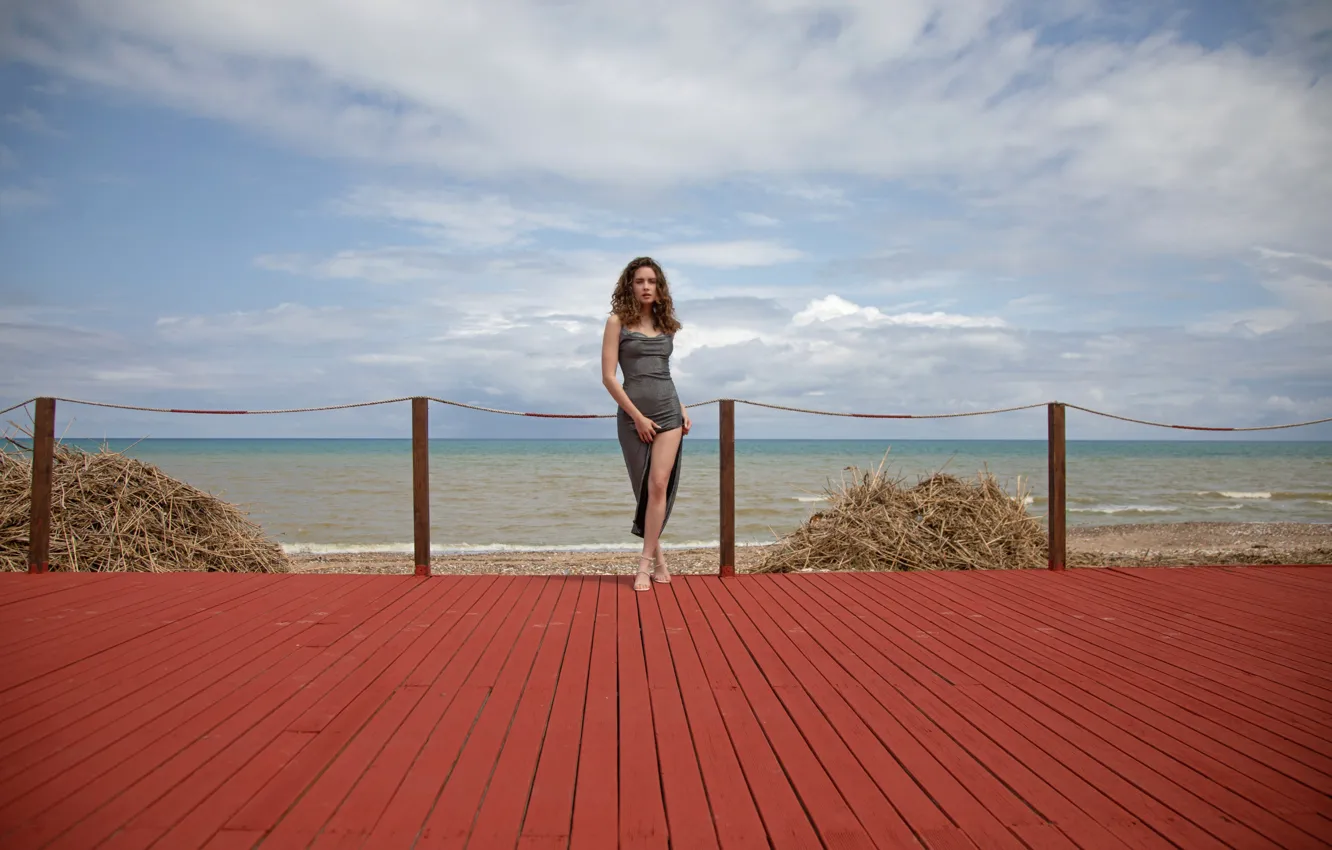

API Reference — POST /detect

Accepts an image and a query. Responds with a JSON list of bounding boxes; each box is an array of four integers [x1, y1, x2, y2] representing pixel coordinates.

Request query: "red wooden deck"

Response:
[[0, 567, 1329, 850]]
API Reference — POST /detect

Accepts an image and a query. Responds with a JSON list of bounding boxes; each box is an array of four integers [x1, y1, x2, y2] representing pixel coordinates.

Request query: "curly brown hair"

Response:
[[610, 256, 682, 335]]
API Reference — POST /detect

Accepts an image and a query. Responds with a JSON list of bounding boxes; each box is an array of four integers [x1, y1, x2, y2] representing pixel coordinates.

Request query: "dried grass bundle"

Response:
[[1, 435, 288, 573], [756, 455, 1046, 573]]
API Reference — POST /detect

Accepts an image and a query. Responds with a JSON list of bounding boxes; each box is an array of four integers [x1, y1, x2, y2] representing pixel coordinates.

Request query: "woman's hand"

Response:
[[682, 409, 692, 436], [635, 415, 659, 443]]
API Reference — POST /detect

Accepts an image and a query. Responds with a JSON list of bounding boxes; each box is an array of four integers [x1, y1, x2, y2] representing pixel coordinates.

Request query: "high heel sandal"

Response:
[[634, 556, 654, 592], [651, 552, 671, 584]]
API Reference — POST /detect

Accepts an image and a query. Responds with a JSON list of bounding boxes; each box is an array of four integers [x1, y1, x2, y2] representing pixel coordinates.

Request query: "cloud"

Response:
[[349, 353, 427, 365], [4, 1, 1331, 438], [155, 303, 374, 343], [0, 186, 52, 214], [737, 211, 780, 227], [1190, 246, 1332, 335], [334, 187, 627, 248], [256, 247, 478, 283], [7, 280, 1330, 437], [4, 106, 60, 136], [6, 1, 1329, 256], [0, 145, 16, 169], [655, 240, 806, 268], [792, 294, 1005, 329]]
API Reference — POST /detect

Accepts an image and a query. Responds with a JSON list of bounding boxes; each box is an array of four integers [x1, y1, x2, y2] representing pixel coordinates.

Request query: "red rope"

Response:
[[0, 395, 1325, 431]]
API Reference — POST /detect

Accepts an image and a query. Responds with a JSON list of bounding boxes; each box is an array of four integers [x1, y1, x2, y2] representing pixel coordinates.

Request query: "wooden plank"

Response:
[[11, 575, 436, 847], [768, 574, 1159, 849], [734, 576, 1080, 850], [249, 687, 428, 850], [616, 575, 669, 848], [1068, 570, 1332, 670], [690, 577, 879, 849], [1, 577, 221, 680], [0, 572, 118, 607], [0, 569, 1327, 850], [713, 577, 1012, 849], [1023, 571, 1332, 735], [0, 575, 301, 751], [652, 582, 768, 850], [1062, 571, 1332, 683], [202, 828, 265, 850], [918, 571, 1332, 831], [359, 576, 548, 848], [122, 578, 492, 850], [851, 572, 1296, 850], [1129, 568, 1332, 625], [570, 577, 620, 850], [0, 575, 167, 634], [247, 577, 502, 850], [1024, 579, 1332, 748], [466, 577, 583, 849], [1097, 567, 1332, 638], [808, 573, 1235, 850], [669, 577, 823, 850], [975, 571, 1332, 789], [215, 577, 509, 842], [0, 575, 263, 718], [0, 576, 380, 799], [411, 577, 566, 848], [517, 577, 597, 850], [638, 584, 720, 849], [0, 580, 317, 746]]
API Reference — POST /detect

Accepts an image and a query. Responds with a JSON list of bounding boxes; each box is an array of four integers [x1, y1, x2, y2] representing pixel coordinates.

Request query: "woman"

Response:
[[601, 256, 691, 591]]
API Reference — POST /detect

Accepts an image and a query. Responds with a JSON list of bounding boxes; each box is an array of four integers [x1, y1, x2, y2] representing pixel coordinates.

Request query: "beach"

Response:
[[289, 521, 1332, 575]]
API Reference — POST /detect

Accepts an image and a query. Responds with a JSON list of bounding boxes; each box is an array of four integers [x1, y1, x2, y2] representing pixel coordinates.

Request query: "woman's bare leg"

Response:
[[654, 539, 669, 582], [639, 427, 682, 587]]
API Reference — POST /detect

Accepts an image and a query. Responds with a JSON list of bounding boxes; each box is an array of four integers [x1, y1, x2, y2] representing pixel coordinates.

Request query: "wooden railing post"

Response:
[[412, 397, 431, 577], [28, 397, 55, 574], [719, 399, 735, 577], [1047, 401, 1066, 572]]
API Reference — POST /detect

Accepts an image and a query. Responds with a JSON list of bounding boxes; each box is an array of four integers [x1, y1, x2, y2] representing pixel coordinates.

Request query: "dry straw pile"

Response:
[[756, 456, 1047, 573], [1, 436, 288, 573]]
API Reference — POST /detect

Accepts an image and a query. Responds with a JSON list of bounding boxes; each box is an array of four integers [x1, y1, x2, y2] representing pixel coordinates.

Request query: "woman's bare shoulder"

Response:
[[604, 314, 622, 331]]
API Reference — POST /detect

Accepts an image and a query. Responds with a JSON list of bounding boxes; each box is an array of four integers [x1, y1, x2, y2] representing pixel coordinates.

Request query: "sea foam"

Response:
[[283, 540, 766, 556]]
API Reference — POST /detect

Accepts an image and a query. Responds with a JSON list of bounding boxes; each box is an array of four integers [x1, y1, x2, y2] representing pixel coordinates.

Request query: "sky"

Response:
[[2, 0, 1331, 440]]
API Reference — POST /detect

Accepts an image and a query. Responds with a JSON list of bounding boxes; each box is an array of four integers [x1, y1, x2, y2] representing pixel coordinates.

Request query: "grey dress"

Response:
[[616, 328, 683, 537]]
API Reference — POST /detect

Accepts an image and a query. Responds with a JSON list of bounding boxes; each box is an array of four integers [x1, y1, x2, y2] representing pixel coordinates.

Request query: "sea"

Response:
[[50, 438, 1332, 556]]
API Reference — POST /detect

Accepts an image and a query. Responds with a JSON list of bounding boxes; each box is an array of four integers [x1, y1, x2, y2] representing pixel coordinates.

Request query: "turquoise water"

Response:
[[43, 439, 1332, 553]]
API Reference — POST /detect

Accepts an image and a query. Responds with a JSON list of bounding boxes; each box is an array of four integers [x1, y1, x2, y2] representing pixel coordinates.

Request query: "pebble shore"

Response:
[[288, 522, 1332, 575]]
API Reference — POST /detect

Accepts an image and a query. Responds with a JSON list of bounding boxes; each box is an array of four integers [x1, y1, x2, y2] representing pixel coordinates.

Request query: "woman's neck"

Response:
[[638, 307, 655, 329]]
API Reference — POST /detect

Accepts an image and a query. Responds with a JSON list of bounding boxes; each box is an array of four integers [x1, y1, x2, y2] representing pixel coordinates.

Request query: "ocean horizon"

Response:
[[23, 437, 1327, 555]]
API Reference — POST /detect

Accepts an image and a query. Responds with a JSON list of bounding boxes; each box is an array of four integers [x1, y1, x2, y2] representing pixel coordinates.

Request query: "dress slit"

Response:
[[615, 326, 684, 538], [628, 433, 683, 538]]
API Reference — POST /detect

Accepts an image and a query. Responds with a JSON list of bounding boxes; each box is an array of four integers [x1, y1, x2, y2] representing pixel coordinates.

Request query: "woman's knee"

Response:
[[648, 472, 671, 499]]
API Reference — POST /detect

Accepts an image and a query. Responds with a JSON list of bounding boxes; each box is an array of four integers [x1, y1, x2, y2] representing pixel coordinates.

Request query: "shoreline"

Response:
[[288, 521, 1332, 575]]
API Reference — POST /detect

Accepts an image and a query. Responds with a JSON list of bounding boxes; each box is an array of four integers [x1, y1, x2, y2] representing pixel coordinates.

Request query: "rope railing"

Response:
[[8, 394, 1331, 577], [4, 394, 1330, 429], [1063, 404, 1332, 432]]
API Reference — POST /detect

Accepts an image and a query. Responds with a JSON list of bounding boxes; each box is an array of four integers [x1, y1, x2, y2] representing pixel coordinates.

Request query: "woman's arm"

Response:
[[602, 316, 658, 441]]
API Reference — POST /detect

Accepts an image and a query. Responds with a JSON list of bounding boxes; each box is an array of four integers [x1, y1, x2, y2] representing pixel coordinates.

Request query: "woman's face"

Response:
[[632, 265, 658, 307]]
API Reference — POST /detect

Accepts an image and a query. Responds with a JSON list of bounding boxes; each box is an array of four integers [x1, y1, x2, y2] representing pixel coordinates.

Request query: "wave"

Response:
[[794, 496, 828, 503], [282, 540, 771, 556], [1196, 490, 1332, 501], [1069, 505, 1179, 515]]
